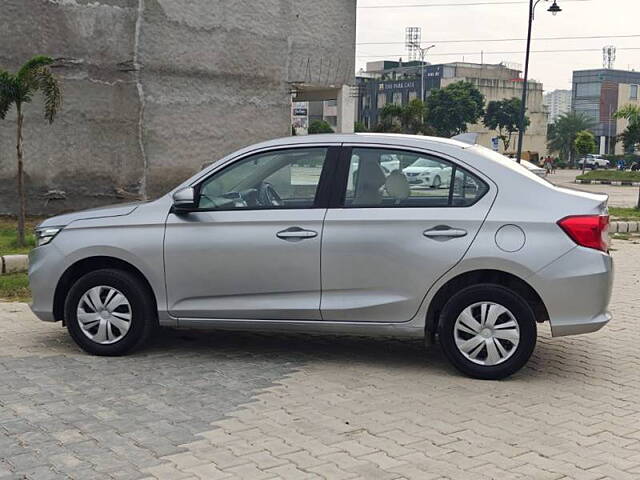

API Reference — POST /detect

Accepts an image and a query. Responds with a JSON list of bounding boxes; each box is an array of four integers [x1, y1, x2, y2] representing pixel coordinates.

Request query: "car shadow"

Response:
[[37, 322, 598, 382], [141, 327, 457, 375]]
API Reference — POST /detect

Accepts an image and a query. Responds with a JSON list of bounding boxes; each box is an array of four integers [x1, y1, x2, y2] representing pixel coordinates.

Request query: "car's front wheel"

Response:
[[64, 269, 156, 356], [438, 284, 537, 380]]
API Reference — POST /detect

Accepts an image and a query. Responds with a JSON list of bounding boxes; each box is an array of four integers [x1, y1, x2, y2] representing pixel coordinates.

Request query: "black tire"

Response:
[[64, 269, 157, 356], [432, 175, 441, 189], [437, 284, 537, 380]]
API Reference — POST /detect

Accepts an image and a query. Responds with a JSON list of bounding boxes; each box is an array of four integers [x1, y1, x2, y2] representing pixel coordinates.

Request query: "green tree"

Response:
[[614, 105, 640, 153], [424, 81, 485, 138], [575, 130, 597, 174], [377, 99, 430, 135], [618, 122, 640, 153], [483, 98, 528, 152], [547, 112, 595, 165], [308, 119, 334, 134], [377, 103, 403, 133], [0, 56, 62, 246]]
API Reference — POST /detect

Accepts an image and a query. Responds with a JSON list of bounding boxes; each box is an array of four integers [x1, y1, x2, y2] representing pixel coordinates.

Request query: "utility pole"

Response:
[[515, 0, 562, 163], [410, 43, 435, 102]]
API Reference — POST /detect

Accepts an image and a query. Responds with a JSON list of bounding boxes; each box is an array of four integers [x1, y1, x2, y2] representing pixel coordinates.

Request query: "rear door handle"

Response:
[[277, 227, 318, 240], [423, 226, 468, 238]]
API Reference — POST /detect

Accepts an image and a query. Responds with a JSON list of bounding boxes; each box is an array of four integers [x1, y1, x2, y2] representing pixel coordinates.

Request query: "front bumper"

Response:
[[28, 244, 65, 322], [530, 246, 613, 337]]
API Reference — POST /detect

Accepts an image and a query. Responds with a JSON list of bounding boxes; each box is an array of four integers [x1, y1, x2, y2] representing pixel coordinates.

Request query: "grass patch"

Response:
[[609, 207, 640, 220], [0, 273, 30, 302], [0, 216, 44, 255], [576, 170, 640, 182]]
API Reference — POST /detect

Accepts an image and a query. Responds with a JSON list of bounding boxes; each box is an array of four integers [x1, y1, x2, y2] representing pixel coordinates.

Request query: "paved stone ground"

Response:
[[1, 240, 640, 479], [548, 169, 638, 208]]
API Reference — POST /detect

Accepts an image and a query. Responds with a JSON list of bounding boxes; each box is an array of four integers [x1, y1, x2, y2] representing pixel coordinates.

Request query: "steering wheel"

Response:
[[257, 182, 284, 207]]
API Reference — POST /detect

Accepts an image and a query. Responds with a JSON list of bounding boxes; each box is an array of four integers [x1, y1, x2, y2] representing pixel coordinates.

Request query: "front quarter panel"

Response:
[[30, 197, 172, 324]]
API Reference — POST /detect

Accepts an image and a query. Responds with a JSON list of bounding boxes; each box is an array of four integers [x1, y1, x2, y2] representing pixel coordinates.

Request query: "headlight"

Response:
[[35, 227, 62, 247]]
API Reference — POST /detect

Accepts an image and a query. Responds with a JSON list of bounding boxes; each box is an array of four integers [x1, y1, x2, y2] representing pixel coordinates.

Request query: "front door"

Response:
[[165, 146, 335, 320], [320, 146, 495, 323]]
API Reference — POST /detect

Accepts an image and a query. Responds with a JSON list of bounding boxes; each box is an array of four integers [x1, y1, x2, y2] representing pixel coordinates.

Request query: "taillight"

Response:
[[557, 215, 610, 252]]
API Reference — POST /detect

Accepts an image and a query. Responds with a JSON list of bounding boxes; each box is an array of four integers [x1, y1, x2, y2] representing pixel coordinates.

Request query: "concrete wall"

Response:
[[0, 0, 356, 214]]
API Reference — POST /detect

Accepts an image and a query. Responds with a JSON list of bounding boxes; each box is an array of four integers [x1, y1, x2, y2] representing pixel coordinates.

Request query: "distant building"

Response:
[[356, 61, 548, 155], [572, 69, 640, 154], [544, 89, 572, 124]]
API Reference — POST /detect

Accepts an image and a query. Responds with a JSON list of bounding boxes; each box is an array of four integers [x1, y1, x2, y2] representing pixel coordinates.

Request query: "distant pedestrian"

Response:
[[544, 156, 553, 175]]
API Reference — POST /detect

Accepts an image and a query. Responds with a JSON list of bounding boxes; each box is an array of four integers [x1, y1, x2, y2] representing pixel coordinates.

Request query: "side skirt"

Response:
[[173, 317, 425, 338]]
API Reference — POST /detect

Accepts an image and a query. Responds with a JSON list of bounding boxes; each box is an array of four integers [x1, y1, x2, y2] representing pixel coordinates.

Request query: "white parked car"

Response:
[[402, 157, 453, 188], [578, 155, 610, 169]]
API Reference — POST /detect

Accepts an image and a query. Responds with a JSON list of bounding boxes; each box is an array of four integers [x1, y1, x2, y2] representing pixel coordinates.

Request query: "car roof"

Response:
[[247, 133, 471, 151]]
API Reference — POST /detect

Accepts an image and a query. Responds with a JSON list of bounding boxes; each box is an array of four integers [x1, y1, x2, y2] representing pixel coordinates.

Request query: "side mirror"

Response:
[[172, 187, 196, 212]]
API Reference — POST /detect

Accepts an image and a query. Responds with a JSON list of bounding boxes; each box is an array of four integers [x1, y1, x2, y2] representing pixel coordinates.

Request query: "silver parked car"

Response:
[[29, 134, 613, 379]]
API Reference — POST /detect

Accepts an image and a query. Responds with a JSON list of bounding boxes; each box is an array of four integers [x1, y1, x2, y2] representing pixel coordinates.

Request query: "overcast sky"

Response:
[[355, 0, 640, 92]]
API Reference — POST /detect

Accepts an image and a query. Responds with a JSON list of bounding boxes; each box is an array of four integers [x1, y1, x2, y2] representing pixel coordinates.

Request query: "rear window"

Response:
[[344, 147, 488, 208]]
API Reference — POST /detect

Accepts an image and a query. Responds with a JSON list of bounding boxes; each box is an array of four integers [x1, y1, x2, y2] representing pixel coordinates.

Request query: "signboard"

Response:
[[491, 137, 500, 152], [292, 101, 308, 117]]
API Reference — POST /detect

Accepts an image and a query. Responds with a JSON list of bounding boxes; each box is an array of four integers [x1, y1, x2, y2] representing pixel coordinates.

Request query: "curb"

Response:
[[0, 255, 28, 275], [610, 221, 640, 234], [576, 179, 640, 186]]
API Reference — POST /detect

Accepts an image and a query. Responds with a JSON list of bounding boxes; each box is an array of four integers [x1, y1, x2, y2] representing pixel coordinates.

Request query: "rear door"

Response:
[[320, 145, 496, 323]]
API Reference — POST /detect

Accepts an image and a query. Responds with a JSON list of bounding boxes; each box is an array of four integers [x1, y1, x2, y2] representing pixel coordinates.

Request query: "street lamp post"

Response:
[[515, 0, 561, 163], [410, 43, 436, 102]]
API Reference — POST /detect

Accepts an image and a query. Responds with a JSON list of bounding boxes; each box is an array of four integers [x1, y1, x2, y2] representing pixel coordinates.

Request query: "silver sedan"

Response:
[[29, 134, 613, 379]]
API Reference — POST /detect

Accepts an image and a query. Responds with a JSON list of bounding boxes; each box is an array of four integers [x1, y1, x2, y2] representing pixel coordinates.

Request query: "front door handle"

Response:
[[423, 226, 468, 239], [277, 227, 318, 240]]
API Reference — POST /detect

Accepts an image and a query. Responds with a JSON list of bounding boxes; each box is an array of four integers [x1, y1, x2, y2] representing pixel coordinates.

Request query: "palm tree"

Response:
[[547, 112, 595, 166], [0, 56, 62, 246], [614, 105, 640, 153]]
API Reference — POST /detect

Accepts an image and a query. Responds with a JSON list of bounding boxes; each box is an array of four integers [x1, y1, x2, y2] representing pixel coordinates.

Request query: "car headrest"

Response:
[[385, 170, 410, 201]]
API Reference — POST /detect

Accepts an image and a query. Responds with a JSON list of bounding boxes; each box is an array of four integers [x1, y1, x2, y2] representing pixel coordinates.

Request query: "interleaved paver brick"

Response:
[[1, 239, 640, 479]]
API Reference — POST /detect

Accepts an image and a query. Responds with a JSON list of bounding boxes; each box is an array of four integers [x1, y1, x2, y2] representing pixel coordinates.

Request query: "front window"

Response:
[[344, 148, 488, 208], [197, 148, 328, 210], [631, 84, 638, 100]]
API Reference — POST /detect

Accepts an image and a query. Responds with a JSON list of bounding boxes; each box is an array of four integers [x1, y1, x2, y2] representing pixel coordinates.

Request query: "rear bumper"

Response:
[[530, 246, 613, 338], [549, 311, 611, 337]]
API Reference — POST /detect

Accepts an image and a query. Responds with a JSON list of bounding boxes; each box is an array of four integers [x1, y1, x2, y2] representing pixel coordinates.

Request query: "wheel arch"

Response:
[[425, 269, 549, 335], [53, 256, 158, 323]]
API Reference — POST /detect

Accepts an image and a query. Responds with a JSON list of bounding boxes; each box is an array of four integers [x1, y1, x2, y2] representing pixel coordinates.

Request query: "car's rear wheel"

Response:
[[64, 269, 156, 356], [438, 284, 536, 380]]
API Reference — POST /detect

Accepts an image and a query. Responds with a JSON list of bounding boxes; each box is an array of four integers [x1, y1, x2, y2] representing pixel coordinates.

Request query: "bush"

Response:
[[354, 121, 368, 133], [308, 120, 334, 134], [575, 170, 640, 182]]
